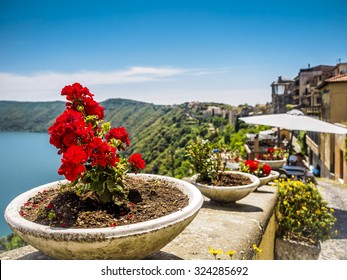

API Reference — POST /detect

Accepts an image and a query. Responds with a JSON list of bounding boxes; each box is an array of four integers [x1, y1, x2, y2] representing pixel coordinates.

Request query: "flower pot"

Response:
[[275, 237, 321, 260], [190, 171, 260, 203], [257, 173, 273, 188], [256, 158, 286, 170], [4, 174, 203, 260], [270, 170, 280, 180]]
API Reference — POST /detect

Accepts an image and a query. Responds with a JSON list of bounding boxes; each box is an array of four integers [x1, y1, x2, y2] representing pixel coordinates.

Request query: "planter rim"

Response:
[[256, 158, 286, 163], [191, 171, 260, 190], [270, 170, 280, 179], [5, 173, 203, 238]]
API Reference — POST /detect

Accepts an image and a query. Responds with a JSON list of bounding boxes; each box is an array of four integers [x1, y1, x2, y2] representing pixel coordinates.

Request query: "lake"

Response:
[[0, 132, 63, 237]]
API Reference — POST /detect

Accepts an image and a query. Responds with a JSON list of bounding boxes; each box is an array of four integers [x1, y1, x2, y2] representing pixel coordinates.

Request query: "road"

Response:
[[317, 179, 347, 260]]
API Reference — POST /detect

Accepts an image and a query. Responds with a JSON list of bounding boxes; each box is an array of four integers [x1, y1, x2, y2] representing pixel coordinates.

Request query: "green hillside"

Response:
[[0, 99, 236, 178]]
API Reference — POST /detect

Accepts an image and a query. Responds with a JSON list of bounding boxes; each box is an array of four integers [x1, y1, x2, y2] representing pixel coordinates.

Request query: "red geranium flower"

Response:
[[106, 127, 131, 150], [244, 160, 259, 173], [50, 83, 146, 205], [83, 97, 104, 120], [262, 164, 272, 176], [61, 82, 94, 101], [48, 109, 94, 154], [87, 138, 118, 167], [128, 153, 146, 173], [58, 145, 88, 181]]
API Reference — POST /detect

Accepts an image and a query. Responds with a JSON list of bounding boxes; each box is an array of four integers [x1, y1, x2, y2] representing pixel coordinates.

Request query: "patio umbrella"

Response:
[[239, 109, 347, 134], [239, 109, 347, 156]]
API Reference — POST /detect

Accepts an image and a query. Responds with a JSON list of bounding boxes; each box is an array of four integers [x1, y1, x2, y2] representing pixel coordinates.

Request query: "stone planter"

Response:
[[275, 238, 321, 260], [256, 158, 286, 170], [257, 174, 273, 189], [270, 170, 280, 180], [4, 174, 203, 260], [190, 171, 260, 203]]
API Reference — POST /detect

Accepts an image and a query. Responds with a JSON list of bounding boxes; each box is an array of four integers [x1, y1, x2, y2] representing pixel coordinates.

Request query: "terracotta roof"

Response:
[[325, 73, 347, 83]]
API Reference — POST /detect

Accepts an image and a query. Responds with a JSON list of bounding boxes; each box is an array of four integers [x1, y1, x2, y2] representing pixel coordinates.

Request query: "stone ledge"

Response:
[[0, 185, 278, 260]]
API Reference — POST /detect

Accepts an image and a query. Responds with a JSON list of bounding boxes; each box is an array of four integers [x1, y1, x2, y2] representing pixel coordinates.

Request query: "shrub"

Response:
[[276, 179, 336, 245]]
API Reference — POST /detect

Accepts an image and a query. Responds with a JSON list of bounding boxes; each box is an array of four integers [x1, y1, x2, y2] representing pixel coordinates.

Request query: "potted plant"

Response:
[[4, 83, 203, 260], [187, 138, 259, 203], [238, 160, 273, 188], [256, 147, 287, 169], [275, 179, 336, 259]]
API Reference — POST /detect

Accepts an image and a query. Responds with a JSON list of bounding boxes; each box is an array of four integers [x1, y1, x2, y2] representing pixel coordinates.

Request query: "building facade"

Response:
[[271, 63, 347, 183]]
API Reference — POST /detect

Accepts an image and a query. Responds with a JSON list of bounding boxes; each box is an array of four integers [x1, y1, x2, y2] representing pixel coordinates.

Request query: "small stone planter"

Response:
[[256, 158, 286, 170], [190, 171, 260, 203], [275, 238, 321, 260], [270, 170, 280, 180], [257, 174, 273, 189], [5, 174, 203, 260]]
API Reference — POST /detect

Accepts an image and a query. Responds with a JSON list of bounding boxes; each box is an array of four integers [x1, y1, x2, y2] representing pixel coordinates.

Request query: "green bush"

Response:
[[186, 138, 223, 184], [276, 179, 336, 245], [0, 232, 26, 251]]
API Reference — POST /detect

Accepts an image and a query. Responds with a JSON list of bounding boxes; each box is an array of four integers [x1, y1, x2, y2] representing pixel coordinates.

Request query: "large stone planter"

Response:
[[190, 171, 260, 203], [4, 174, 203, 260], [256, 158, 286, 170], [275, 238, 321, 260]]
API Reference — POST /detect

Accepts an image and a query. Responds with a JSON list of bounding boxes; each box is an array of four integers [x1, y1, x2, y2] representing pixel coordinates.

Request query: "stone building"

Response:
[[271, 76, 294, 113], [271, 63, 347, 183], [312, 73, 347, 183]]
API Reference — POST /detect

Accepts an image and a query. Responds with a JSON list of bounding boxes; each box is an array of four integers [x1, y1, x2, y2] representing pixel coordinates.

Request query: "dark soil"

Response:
[[199, 172, 253, 186], [20, 177, 189, 229]]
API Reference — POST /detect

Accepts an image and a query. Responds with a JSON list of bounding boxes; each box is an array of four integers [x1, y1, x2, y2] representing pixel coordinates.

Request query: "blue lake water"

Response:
[[0, 132, 63, 237]]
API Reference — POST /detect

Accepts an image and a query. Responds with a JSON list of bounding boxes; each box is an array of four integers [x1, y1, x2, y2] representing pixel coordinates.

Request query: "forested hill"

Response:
[[0, 99, 238, 178]]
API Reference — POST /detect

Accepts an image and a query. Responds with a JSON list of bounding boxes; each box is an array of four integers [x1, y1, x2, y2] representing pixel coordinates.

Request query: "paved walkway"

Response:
[[317, 179, 347, 260]]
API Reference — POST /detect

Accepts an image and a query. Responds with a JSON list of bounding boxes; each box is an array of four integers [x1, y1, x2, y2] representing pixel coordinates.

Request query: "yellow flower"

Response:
[[335, 230, 339, 236], [297, 221, 301, 226], [302, 206, 307, 211], [208, 247, 223, 259], [226, 250, 236, 259], [252, 244, 262, 253], [330, 208, 334, 213]]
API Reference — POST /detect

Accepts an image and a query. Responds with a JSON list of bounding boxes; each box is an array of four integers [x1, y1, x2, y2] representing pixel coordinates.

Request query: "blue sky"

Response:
[[0, 0, 346, 105]]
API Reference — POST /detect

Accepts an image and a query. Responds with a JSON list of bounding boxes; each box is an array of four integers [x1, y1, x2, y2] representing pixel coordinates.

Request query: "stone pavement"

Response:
[[317, 179, 347, 260]]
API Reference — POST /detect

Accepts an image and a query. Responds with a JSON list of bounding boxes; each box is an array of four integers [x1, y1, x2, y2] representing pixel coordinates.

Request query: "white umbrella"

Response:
[[239, 109, 347, 135]]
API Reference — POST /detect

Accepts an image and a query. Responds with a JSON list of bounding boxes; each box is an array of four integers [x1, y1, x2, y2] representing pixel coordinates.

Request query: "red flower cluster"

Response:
[[58, 145, 87, 181], [49, 82, 145, 184], [88, 138, 119, 167], [244, 160, 259, 173], [129, 153, 146, 173], [258, 147, 286, 160], [106, 126, 131, 150], [240, 160, 272, 177], [48, 109, 94, 154], [62, 82, 104, 120]]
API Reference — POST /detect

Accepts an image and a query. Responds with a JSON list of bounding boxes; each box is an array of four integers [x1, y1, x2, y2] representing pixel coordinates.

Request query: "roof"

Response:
[[317, 73, 347, 89], [325, 73, 347, 83]]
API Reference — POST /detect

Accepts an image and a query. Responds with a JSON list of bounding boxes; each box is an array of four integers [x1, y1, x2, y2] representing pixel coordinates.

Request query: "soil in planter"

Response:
[[19, 177, 189, 229], [199, 173, 252, 186]]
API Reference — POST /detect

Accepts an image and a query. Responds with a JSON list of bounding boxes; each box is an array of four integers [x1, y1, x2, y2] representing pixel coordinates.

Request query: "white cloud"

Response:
[[0, 66, 270, 105], [0, 66, 208, 101]]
